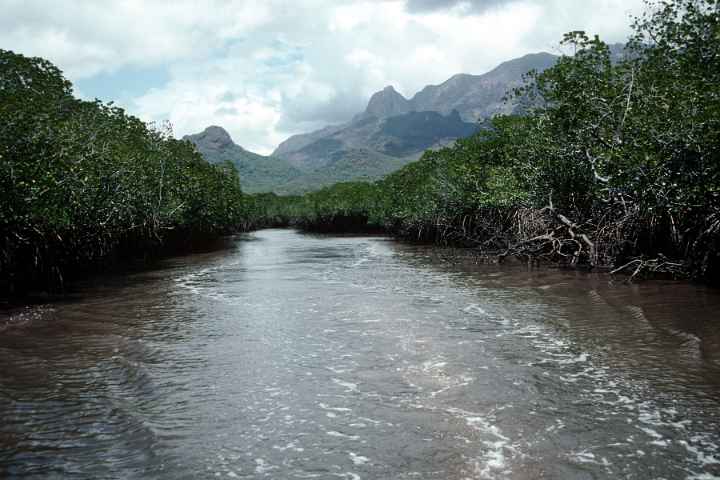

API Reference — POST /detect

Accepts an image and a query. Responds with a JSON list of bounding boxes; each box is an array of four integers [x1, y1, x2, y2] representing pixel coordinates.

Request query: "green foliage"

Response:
[[297, 182, 382, 232], [243, 192, 306, 227], [0, 49, 248, 294]]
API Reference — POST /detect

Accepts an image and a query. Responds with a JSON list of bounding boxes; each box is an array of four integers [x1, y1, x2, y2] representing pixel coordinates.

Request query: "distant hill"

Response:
[[185, 110, 477, 195], [277, 109, 478, 171], [183, 126, 301, 194], [278, 148, 410, 193], [189, 51, 570, 194]]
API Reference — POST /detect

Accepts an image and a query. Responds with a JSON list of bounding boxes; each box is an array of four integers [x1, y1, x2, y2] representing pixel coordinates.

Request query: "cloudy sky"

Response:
[[2, 0, 646, 154]]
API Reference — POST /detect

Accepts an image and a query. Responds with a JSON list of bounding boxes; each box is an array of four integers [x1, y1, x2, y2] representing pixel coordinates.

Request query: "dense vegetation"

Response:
[[257, 0, 720, 283], [0, 50, 248, 295]]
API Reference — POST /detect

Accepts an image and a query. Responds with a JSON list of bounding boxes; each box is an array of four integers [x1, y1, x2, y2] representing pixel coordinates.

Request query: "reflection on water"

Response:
[[1, 229, 719, 479]]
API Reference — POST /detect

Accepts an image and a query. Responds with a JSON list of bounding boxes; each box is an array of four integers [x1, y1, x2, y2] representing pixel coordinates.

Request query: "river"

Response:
[[1, 229, 719, 479]]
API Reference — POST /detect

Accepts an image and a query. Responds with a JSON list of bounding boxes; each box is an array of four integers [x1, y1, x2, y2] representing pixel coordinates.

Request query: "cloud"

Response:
[[3, 0, 648, 154], [0, 0, 272, 78], [404, 0, 520, 14]]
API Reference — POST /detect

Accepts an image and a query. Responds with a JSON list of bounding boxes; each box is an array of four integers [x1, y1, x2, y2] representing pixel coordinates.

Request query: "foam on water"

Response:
[[332, 378, 359, 392], [349, 452, 370, 465], [327, 431, 361, 441], [462, 303, 488, 316], [445, 407, 516, 480]]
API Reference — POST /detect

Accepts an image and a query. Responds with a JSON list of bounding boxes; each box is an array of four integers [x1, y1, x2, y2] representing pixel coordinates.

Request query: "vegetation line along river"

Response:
[[1, 229, 719, 479]]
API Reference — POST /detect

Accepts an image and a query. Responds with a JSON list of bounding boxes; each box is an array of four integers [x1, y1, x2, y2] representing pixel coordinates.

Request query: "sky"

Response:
[[2, 0, 646, 154]]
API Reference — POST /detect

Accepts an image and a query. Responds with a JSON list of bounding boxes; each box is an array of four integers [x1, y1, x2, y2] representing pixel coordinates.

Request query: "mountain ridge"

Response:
[[189, 50, 578, 194], [272, 51, 560, 159]]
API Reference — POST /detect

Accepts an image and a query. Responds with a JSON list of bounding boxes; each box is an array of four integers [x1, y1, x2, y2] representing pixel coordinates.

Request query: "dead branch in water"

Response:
[[610, 255, 687, 282]]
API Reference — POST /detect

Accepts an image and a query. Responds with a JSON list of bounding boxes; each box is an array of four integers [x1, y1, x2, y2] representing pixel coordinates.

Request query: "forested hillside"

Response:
[[187, 109, 479, 194], [254, 0, 720, 283], [0, 50, 250, 295], [183, 126, 301, 194]]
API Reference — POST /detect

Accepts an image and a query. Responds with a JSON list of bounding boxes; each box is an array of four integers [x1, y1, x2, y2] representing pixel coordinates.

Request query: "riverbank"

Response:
[[293, 215, 694, 284], [3, 216, 707, 313], [1, 49, 251, 298], [0, 233, 245, 310]]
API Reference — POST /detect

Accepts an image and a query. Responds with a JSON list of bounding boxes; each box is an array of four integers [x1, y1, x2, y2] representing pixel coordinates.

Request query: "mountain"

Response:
[[278, 148, 410, 193], [277, 109, 477, 171], [272, 51, 560, 176], [191, 51, 568, 194], [409, 52, 558, 121], [273, 123, 345, 159], [183, 126, 301, 194], [363, 85, 412, 119]]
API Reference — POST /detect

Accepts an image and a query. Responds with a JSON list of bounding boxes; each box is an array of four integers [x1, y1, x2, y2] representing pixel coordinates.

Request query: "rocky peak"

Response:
[[185, 125, 236, 152], [364, 85, 412, 119]]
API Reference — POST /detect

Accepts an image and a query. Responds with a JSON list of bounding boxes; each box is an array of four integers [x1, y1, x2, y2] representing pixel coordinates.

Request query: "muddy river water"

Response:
[[1, 229, 719, 479]]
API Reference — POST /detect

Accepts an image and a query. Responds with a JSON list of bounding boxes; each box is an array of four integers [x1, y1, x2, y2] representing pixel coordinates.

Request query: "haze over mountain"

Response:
[[187, 51, 562, 194]]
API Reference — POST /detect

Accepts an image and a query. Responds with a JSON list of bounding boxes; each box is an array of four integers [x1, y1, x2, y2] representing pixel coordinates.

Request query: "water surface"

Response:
[[1, 229, 719, 479]]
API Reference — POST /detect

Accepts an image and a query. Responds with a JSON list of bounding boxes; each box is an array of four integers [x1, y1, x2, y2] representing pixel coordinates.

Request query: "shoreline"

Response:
[[2, 227, 703, 326], [0, 232, 245, 307], [296, 224, 691, 284]]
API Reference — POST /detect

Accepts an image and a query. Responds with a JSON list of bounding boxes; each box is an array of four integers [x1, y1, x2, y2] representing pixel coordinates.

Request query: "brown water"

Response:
[[1, 229, 719, 479]]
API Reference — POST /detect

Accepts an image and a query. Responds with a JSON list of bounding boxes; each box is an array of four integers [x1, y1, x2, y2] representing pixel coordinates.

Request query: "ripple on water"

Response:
[[1, 230, 720, 479]]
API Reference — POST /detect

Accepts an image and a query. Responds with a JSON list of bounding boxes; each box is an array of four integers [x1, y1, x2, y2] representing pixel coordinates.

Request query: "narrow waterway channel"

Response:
[[1, 229, 719, 479]]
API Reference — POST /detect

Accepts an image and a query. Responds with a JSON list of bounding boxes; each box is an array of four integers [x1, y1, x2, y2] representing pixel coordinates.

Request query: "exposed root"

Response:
[[499, 204, 596, 268]]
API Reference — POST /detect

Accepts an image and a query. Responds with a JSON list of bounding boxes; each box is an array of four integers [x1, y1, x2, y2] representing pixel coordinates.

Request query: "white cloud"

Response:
[[3, 0, 647, 154], [0, 0, 272, 78]]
